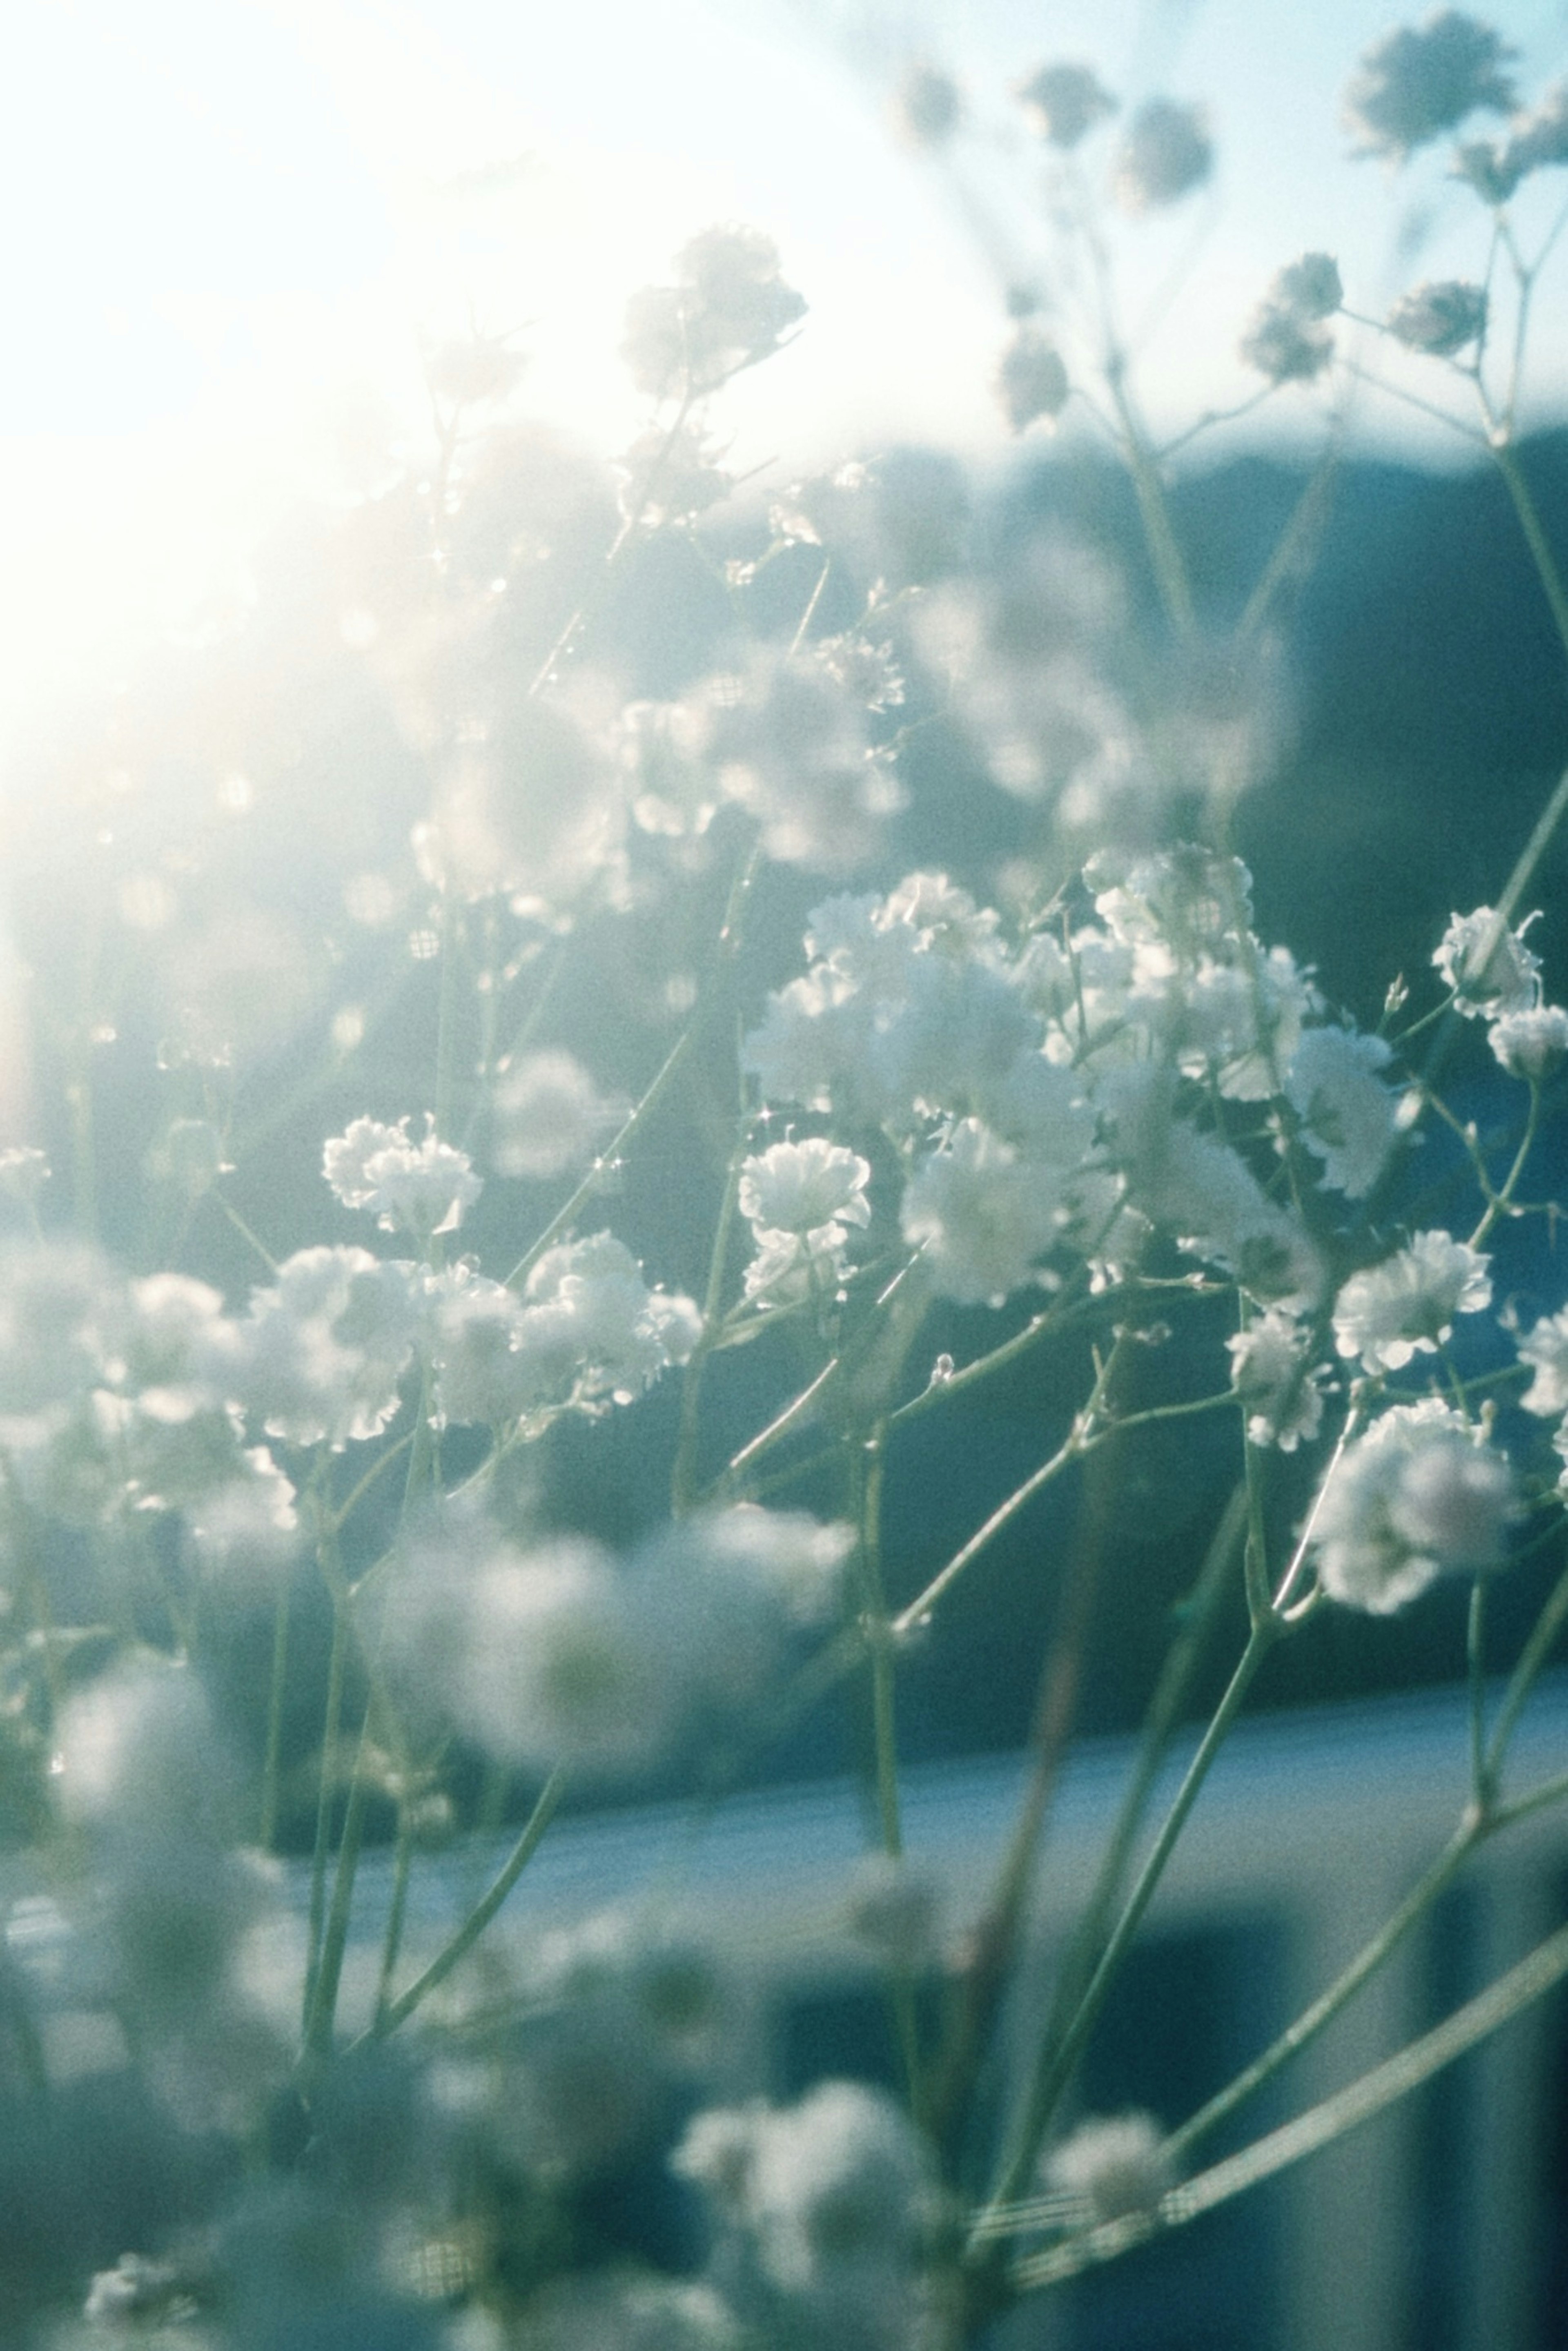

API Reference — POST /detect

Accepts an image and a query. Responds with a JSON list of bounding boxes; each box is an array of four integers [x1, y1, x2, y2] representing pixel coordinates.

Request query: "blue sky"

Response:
[[5, 0, 1568, 710]]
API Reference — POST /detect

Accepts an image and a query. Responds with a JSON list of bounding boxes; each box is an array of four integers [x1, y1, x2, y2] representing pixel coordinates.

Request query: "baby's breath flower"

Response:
[[492, 1050, 626, 1181], [1241, 250, 1343, 383], [519, 1231, 702, 1408], [996, 330, 1070, 432], [1434, 906, 1541, 1015], [442, 1534, 678, 1776], [421, 1265, 538, 1429], [520, 2272, 741, 2351], [1332, 1230, 1491, 1373], [893, 62, 962, 147], [1344, 12, 1517, 161], [146, 1116, 230, 1199], [323, 1115, 481, 1239], [901, 1119, 1068, 1306], [1240, 305, 1335, 384], [1273, 252, 1345, 319], [1505, 79, 1568, 174], [1489, 1003, 1568, 1079], [1114, 99, 1214, 212], [239, 1246, 418, 1448], [1516, 1308, 1568, 1416], [739, 1138, 872, 1243], [1311, 1399, 1514, 1613], [1227, 1308, 1329, 1451], [1388, 277, 1488, 355], [674, 2081, 931, 2297], [1045, 2112, 1173, 2222], [1285, 1025, 1399, 1197], [621, 227, 806, 399], [846, 1855, 942, 1971], [1016, 62, 1116, 148]]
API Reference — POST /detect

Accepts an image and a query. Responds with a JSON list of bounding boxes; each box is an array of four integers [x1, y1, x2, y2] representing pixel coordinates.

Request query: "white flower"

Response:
[[491, 1051, 625, 1180], [1311, 1400, 1514, 1614], [901, 1119, 1068, 1306], [633, 1504, 852, 1709], [1285, 1025, 1399, 1197], [516, 1232, 702, 1409], [239, 1246, 418, 1448], [1344, 12, 1516, 159], [1045, 2112, 1173, 2222], [742, 1226, 849, 1308], [421, 1265, 537, 1428], [1489, 1004, 1568, 1080], [673, 2081, 931, 2291], [323, 1114, 481, 1238], [1332, 1231, 1491, 1373], [1517, 1308, 1568, 1416], [1135, 1121, 1323, 1306], [1434, 908, 1541, 1019], [388, 1524, 678, 1777], [1388, 279, 1488, 357], [739, 1138, 871, 1243], [1114, 98, 1212, 210], [1227, 1309, 1328, 1451], [185, 1447, 299, 1586]]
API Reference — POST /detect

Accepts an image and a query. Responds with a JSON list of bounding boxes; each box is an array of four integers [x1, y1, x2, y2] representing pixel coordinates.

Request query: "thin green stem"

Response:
[[370, 1766, 567, 2039], [1490, 441, 1568, 672], [303, 1696, 374, 2062], [977, 1614, 1280, 2229], [1486, 1541, 1568, 1782], [1161, 1816, 1479, 2175], [334, 1431, 417, 1539], [258, 1577, 292, 1853], [853, 1423, 925, 2124], [1009, 1911, 1568, 2292], [673, 1097, 752, 1516], [373, 1806, 417, 2031], [1468, 1577, 1490, 1805], [1469, 1081, 1540, 1248], [1015, 1482, 1250, 2142], [302, 1595, 349, 2034], [433, 889, 461, 1143], [504, 1030, 693, 1290], [214, 1192, 279, 1277]]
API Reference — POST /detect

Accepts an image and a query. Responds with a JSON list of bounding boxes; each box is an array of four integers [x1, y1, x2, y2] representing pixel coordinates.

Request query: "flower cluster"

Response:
[[744, 848, 1399, 1310], [1310, 1400, 1515, 1613]]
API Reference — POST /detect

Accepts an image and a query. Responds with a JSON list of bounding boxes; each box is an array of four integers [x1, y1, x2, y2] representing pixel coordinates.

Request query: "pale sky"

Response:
[[6, 0, 1568, 716]]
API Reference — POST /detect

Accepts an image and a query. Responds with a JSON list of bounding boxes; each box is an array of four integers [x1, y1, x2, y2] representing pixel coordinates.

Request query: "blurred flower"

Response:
[[901, 1118, 1071, 1306], [1016, 61, 1116, 148], [1388, 278, 1488, 355], [893, 62, 962, 148], [995, 330, 1070, 431], [1489, 1002, 1568, 1078], [622, 227, 806, 400], [1515, 1307, 1568, 1415], [1114, 100, 1213, 211], [491, 1050, 626, 1181], [1344, 11, 1516, 160], [239, 1247, 418, 1448], [1045, 2112, 1172, 2222], [1240, 253, 1343, 384]]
